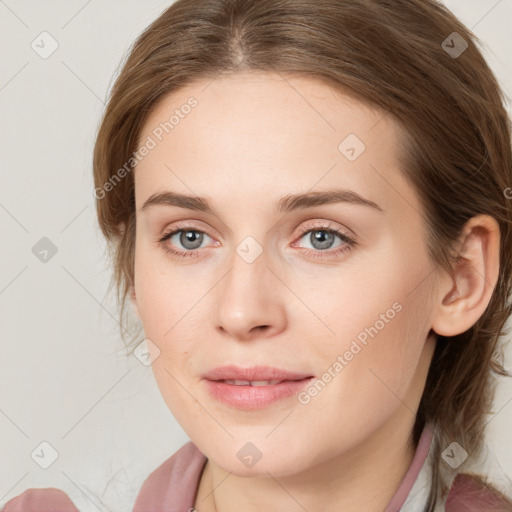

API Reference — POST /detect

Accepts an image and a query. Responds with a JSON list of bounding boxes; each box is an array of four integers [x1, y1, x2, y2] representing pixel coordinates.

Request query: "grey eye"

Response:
[[299, 229, 342, 251], [176, 230, 205, 250]]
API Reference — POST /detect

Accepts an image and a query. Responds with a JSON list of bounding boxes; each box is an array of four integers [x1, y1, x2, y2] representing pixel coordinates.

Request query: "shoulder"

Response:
[[133, 440, 207, 512], [1, 488, 79, 511], [1, 443, 207, 512], [446, 473, 512, 512]]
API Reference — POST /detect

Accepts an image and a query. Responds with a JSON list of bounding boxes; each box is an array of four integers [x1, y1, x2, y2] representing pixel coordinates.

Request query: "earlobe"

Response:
[[431, 215, 500, 337]]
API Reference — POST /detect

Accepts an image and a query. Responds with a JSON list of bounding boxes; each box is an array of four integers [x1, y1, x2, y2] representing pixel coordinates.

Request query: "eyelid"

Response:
[[293, 219, 356, 241], [159, 218, 357, 257], [159, 220, 219, 241]]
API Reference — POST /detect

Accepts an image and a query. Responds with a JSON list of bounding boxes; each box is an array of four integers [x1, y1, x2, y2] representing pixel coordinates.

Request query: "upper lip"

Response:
[[203, 365, 314, 382]]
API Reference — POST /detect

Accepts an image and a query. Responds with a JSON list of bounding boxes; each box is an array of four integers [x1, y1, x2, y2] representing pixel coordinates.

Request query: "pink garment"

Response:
[[446, 473, 512, 512], [1, 488, 79, 512], [3, 422, 510, 511]]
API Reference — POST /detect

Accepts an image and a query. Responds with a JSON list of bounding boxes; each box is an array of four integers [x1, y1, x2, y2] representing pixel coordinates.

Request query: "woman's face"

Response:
[[131, 71, 439, 476]]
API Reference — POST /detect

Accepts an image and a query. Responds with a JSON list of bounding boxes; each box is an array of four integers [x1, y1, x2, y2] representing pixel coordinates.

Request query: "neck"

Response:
[[195, 414, 418, 512]]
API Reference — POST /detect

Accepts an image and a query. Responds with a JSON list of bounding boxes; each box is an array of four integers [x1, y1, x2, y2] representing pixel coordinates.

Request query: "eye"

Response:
[[171, 229, 206, 250], [292, 223, 356, 258], [158, 224, 217, 258], [157, 221, 357, 260]]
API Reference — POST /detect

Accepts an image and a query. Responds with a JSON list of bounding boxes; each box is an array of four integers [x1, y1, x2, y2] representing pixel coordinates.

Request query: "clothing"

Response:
[[3, 422, 510, 511]]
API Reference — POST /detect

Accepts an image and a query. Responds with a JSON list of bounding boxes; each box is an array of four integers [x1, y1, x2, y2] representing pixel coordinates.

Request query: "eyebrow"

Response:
[[139, 189, 383, 215]]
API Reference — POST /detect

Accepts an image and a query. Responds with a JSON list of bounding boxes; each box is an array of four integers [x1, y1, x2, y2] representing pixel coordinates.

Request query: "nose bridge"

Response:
[[214, 238, 286, 339]]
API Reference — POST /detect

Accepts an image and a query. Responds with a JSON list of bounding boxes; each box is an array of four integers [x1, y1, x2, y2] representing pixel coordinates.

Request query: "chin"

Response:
[[201, 437, 314, 478], [219, 456, 303, 478]]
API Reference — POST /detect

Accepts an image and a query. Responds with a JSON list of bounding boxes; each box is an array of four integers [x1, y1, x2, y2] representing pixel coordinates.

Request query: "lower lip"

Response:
[[203, 377, 315, 410]]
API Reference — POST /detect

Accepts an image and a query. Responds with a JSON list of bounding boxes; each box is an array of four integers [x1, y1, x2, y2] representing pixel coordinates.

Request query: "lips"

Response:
[[223, 379, 283, 386], [202, 365, 315, 409], [202, 365, 313, 383]]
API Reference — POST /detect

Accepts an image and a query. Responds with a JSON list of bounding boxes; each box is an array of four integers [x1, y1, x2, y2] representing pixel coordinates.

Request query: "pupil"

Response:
[[311, 230, 334, 250], [181, 230, 203, 249]]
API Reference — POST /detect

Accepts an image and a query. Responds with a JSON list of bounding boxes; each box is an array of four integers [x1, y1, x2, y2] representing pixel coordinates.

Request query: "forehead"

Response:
[[133, 71, 418, 219]]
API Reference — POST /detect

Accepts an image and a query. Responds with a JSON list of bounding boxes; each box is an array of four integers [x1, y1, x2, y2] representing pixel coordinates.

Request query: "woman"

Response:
[[4, 0, 512, 510]]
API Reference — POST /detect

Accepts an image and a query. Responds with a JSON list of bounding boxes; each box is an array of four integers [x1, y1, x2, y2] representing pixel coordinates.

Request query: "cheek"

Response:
[[134, 249, 209, 340], [301, 249, 433, 400], [292, 291, 431, 456], [133, 249, 221, 354]]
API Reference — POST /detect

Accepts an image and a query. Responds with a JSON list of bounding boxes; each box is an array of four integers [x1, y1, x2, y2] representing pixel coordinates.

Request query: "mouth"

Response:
[[203, 364, 314, 382], [202, 367, 315, 410], [220, 379, 289, 386]]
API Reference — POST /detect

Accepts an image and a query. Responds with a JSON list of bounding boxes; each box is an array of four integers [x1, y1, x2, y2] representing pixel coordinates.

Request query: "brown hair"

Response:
[[92, 0, 512, 508]]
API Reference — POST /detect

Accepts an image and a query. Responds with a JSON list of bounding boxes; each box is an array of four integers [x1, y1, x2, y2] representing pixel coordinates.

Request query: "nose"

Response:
[[214, 247, 287, 341]]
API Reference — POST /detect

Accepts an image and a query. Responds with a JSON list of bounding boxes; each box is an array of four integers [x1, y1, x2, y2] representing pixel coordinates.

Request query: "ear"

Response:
[[431, 214, 500, 337], [130, 286, 141, 321]]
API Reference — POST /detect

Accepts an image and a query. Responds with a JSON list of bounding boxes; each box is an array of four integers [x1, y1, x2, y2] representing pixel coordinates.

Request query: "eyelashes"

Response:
[[292, 226, 356, 259], [159, 227, 212, 258], [158, 222, 357, 260]]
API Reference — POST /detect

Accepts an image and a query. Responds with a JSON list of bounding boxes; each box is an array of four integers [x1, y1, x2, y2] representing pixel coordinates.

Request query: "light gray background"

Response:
[[1, 1, 511, 510]]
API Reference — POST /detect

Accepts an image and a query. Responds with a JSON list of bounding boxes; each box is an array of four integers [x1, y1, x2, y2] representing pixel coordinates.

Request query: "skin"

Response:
[[129, 71, 500, 512]]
